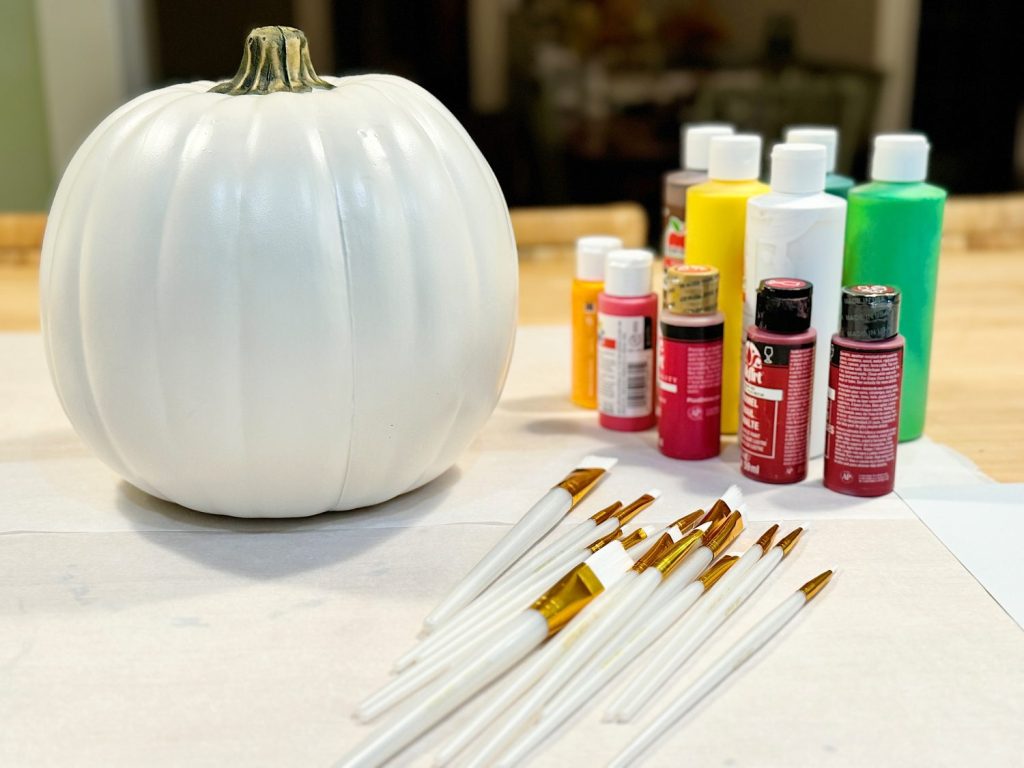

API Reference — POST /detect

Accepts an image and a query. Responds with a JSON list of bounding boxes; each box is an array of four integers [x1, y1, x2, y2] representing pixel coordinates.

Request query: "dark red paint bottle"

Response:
[[740, 278, 816, 483], [658, 265, 724, 459], [825, 285, 905, 496]]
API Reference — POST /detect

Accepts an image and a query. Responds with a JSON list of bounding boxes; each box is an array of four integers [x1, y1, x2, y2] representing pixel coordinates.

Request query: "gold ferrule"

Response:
[[586, 526, 623, 553], [754, 524, 780, 554], [799, 570, 833, 601], [671, 510, 705, 535], [653, 529, 706, 576], [531, 563, 607, 636], [555, 467, 608, 508], [698, 555, 738, 589], [621, 528, 649, 550], [702, 504, 732, 539], [616, 494, 657, 526], [706, 498, 732, 521], [705, 511, 743, 556], [632, 532, 675, 573], [590, 500, 624, 524], [776, 527, 804, 557]]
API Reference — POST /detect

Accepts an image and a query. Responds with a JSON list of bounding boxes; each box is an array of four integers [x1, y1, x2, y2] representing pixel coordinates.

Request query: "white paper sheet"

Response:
[[901, 483, 1024, 628]]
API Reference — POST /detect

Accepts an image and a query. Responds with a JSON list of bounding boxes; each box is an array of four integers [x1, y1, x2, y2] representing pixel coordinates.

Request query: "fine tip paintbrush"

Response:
[[607, 570, 834, 768], [421, 454, 617, 633], [608, 526, 803, 723]]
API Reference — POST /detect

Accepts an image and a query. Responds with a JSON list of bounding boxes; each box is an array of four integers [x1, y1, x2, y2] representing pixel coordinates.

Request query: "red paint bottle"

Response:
[[740, 278, 816, 483], [825, 285, 905, 496], [598, 249, 658, 431], [658, 265, 724, 459]]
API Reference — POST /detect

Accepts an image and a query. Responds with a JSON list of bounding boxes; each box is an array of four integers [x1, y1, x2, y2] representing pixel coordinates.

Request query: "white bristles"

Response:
[[585, 541, 633, 585], [720, 484, 743, 511], [646, 488, 662, 498], [578, 454, 619, 471]]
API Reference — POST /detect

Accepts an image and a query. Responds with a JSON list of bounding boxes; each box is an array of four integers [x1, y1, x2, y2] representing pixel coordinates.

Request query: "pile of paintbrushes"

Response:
[[339, 456, 833, 767]]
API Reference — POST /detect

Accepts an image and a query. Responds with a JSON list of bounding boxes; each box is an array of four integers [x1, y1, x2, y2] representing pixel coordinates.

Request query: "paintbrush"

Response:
[[421, 455, 617, 633], [606, 570, 834, 768]]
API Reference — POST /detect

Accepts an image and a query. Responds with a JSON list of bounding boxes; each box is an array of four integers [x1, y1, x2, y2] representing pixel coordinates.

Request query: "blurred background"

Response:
[[2, 0, 1024, 243]]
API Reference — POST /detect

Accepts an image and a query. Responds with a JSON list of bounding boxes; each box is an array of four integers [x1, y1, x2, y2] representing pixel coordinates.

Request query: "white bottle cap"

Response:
[[604, 249, 654, 297], [576, 235, 623, 281], [682, 124, 734, 170], [708, 134, 762, 181], [870, 133, 930, 182], [784, 126, 839, 172], [770, 143, 826, 195]]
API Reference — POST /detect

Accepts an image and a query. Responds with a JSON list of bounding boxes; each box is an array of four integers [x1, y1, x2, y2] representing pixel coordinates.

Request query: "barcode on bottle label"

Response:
[[598, 313, 653, 418]]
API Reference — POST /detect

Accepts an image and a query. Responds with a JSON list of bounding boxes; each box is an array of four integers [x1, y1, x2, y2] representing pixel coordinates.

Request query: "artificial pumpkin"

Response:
[[40, 27, 517, 518]]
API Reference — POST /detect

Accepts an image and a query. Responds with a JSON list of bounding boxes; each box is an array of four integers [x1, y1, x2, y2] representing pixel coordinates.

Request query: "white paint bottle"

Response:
[[743, 143, 846, 457]]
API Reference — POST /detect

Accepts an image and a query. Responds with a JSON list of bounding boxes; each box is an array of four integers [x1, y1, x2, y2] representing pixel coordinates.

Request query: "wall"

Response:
[[0, 0, 53, 210]]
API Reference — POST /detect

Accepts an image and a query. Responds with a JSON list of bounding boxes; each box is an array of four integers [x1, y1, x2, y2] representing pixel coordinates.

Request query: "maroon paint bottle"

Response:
[[658, 265, 724, 459], [825, 285, 905, 496], [740, 278, 816, 483]]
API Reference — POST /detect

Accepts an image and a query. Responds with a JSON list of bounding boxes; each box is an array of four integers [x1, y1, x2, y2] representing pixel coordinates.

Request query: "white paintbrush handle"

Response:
[[423, 487, 572, 631], [496, 582, 706, 766], [433, 634, 558, 766], [468, 571, 661, 768], [610, 547, 783, 723], [338, 612, 548, 768], [358, 607, 519, 723], [492, 518, 603, 589], [608, 593, 805, 768], [407, 547, 587, 671]]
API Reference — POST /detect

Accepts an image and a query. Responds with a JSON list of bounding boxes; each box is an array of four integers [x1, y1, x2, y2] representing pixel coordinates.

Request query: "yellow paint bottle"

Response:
[[685, 135, 768, 433], [572, 236, 622, 408]]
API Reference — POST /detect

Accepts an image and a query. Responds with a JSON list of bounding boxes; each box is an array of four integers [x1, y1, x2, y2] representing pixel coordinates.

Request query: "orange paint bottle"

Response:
[[572, 236, 622, 408]]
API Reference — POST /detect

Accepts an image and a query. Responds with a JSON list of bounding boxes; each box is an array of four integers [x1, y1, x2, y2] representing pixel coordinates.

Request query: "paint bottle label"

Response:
[[657, 324, 723, 459], [824, 343, 903, 495], [740, 339, 814, 482], [662, 210, 686, 267], [598, 313, 654, 417]]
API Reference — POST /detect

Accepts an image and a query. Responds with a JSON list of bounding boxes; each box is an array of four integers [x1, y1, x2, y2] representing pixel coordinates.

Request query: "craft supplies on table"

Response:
[[2, 329, 1023, 767]]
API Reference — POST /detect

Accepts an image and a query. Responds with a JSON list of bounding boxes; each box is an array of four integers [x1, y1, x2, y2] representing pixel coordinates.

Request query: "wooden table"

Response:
[[3, 199, 1023, 481]]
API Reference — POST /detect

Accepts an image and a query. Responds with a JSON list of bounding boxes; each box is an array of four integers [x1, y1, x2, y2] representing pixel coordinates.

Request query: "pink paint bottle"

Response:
[[740, 278, 816, 483], [598, 249, 657, 431], [825, 285, 905, 496], [658, 265, 724, 459]]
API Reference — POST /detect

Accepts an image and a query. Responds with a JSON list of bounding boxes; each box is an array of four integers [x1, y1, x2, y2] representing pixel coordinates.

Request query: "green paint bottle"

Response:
[[785, 126, 855, 199], [843, 134, 946, 441]]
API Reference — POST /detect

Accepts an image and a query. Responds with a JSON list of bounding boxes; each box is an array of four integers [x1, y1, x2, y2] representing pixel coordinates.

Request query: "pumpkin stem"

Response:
[[209, 26, 334, 95]]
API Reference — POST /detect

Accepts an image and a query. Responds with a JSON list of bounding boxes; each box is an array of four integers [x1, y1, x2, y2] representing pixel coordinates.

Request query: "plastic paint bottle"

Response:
[[572, 235, 624, 408], [825, 285, 905, 496], [686, 134, 769, 434], [744, 143, 846, 458], [785, 125, 855, 198], [740, 279, 815, 484], [661, 124, 734, 268], [658, 265, 724, 459], [843, 134, 945, 442], [598, 249, 658, 431]]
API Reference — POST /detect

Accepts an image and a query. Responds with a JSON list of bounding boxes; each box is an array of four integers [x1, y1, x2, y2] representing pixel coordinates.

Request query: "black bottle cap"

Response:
[[841, 285, 901, 340], [754, 278, 813, 333]]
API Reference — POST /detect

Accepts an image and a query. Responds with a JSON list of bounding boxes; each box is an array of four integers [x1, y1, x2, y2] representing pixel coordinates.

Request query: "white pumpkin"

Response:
[[40, 27, 517, 518]]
